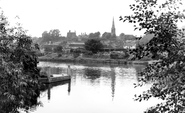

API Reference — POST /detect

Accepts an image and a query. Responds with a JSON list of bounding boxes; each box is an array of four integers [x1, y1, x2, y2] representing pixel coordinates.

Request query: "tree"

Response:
[[53, 45, 63, 53], [84, 39, 104, 54], [42, 31, 50, 38], [41, 29, 61, 44], [102, 32, 112, 39], [121, 0, 185, 112], [89, 32, 101, 39], [0, 12, 41, 113], [49, 29, 60, 38], [119, 33, 125, 37]]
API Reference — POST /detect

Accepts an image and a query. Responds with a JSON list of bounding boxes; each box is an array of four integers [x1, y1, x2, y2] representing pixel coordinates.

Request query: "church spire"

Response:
[[112, 17, 115, 29], [111, 17, 116, 37]]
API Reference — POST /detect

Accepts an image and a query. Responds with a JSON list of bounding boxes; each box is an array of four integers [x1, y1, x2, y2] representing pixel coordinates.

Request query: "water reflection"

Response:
[[32, 62, 159, 113], [110, 68, 116, 100], [84, 68, 101, 80], [41, 67, 65, 76], [41, 80, 71, 100]]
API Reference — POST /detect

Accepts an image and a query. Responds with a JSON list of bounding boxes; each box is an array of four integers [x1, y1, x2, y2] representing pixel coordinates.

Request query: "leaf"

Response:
[[119, 16, 123, 21]]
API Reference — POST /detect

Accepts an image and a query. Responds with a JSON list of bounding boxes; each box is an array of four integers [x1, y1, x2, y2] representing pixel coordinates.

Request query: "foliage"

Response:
[[42, 29, 60, 39], [41, 29, 64, 44], [84, 39, 104, 54], [84, 68, 101, 80], [0, 12, 41, 113], [89, 32, 101, 39], [120, 0, 185, 112], [102, 32, 112, 39], [53, 45, 63, 53]]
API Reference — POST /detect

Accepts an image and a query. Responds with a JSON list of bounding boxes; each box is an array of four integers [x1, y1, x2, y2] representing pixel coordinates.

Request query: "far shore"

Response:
[[38, 56, 155, 65]]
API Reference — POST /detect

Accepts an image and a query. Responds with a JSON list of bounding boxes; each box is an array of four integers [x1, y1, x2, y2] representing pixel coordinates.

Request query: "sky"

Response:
[[0, 0, 185, 37]]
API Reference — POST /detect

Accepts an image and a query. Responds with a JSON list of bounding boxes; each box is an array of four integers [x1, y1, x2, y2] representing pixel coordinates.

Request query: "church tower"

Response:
[[111, 17, 116, 37]]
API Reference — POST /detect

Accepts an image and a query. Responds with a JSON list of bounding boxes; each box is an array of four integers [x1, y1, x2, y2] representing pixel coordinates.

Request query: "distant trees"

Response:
[[102, 32, 112, 39], [42, 29, 60, 39], [119, 33, 125, 39], [42, 31, 50, 39], [101, 32, 117, 39], [84, 39, 104, 54], [89, 32, 101, 39], [49, 29, 60, 38], [41, 29, 63, 44]]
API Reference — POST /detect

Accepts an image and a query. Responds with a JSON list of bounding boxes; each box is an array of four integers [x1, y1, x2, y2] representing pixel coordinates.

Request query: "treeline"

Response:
[[33, 29, 142, 45], [41, 29, 66, 44]]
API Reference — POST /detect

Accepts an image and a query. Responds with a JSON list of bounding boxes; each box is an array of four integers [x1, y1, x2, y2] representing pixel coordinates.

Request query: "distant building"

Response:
[[119, 34, 138, 49], [123, 41, 137, 49], [43, 42, 59, 51], [138, 34, 154, 45], [67, 30, 77, 38], [78, 33, 88, 39], [119, 34, 137, 41], [78, 33, 89, 42], [66, 42, 85, 49], [63, 42, 85, 53]]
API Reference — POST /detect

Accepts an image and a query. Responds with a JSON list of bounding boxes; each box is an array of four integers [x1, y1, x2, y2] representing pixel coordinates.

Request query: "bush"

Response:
[[84, 39, 104, 53]]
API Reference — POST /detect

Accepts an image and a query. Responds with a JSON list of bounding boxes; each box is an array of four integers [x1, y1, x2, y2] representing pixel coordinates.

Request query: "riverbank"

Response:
[[38, 57, 150, 65]]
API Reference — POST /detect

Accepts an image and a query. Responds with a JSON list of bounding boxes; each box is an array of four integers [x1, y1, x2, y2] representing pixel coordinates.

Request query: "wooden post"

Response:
[[67, 65, 71, 76], [68, 80, 71, 95], [47, 68, 51, 82], [48, 84, 51, 100]]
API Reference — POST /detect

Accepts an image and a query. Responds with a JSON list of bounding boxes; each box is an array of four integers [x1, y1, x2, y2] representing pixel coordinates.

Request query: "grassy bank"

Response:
[[38, 56, 149, 65]]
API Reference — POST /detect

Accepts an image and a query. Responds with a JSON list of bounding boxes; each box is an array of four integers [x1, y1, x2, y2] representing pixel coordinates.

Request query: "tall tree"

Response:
[[102, 32, 112, 39], [41, 29, 61, 43], [121, 0, 185, 112], [89, 32, 101, 39], [42, 31, 49, 38], [49, 29, 60, 38], [0, 11, 41, 113], [41, 31, 50, 43]]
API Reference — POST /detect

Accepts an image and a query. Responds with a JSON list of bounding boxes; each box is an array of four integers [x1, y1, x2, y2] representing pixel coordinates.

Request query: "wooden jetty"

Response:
[[39, 65, 71, 84], [39, 76, 71, 84]]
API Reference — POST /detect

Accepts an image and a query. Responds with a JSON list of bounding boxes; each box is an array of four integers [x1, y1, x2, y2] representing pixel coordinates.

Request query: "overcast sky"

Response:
[[0, 0, 185, 37]]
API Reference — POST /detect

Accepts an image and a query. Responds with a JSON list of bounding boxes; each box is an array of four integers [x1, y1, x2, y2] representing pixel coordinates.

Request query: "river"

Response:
[[30, 61, 160, 113]]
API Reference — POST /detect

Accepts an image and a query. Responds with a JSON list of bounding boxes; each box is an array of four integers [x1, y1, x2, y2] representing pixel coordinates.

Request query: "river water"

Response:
[[31, 62, 160, 113]]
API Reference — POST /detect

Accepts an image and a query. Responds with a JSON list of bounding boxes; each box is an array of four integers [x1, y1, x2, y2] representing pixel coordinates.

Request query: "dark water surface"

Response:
[[30, 62, 160, 113]]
